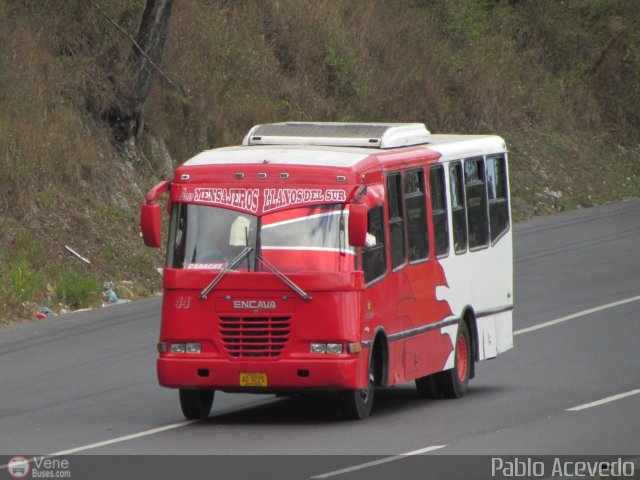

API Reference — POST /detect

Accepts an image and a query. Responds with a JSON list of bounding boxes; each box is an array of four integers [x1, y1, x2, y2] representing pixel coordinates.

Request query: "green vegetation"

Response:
[[54, 269, 101, 310], [6, 261, 43, 307], [0, 0, 639, 325]]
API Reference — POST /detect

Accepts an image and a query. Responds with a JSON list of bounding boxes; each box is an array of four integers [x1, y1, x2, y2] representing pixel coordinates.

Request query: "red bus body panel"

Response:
[[158, 270, 372, 390], [151, 134, 513, 398]]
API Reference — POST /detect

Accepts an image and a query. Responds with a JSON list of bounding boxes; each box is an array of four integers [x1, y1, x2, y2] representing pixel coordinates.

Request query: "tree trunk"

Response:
[[107, 0, 174, 144]]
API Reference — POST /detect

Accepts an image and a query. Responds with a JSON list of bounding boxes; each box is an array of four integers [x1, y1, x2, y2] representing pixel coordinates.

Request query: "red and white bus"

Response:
[[141, 122, 513, 420]]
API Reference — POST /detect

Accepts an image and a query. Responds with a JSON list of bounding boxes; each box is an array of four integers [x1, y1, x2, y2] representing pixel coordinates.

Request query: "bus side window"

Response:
[[404, 169, 429, 262], [387, 172, 406, 270], [363, 205, 387, 283], [464, 157, 490, 249], [429, 165, 450, 258], [449, 162, 468, 254], [486, 155, 510, 243]]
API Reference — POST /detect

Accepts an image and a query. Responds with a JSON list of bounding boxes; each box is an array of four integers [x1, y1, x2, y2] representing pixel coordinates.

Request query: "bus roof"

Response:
[[428, 134, 507, 161], [182, 134, 506, 170], [183, 145, 372, 168], [181, 122, 506, 173], [172, 128, 507, 213]]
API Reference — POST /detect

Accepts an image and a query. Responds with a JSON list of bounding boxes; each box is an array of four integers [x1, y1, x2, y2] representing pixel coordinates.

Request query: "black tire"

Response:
[[342, 362, 375, 420], [179, 389, 214, 420], [415, 373, 440, 398], [435, 320, 471, 398]]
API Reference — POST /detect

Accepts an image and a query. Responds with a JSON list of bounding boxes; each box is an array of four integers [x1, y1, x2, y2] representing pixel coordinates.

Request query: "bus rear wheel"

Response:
[[179, 389, 214, 420], [436, 320, 471, 398], [342, 363, 375, 420]]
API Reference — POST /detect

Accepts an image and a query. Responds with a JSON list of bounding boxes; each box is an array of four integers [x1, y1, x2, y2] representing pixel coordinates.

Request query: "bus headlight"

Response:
[[310, 343, 327, 354], [170, 342, 201, 354], [310, 343, 344, 354]]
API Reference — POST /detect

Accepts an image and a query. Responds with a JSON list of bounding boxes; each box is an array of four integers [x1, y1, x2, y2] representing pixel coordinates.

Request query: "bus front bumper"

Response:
[[157, 356, 363, 391]]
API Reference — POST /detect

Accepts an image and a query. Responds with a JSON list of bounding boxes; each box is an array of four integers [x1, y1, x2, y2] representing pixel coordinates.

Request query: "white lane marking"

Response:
[[567, 389, 640, 412], [47, 420, 197, 456], [514, 295, 640, 336], [0, 397, 280, 468], [310, 445, 447, 479]]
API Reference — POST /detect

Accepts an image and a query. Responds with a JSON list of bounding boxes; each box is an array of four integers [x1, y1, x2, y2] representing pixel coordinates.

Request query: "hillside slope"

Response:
[[1, 0, 639, 325]]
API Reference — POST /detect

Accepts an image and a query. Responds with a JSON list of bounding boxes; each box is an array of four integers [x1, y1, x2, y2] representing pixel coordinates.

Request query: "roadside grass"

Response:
[[0, 0, 638, 326], [0, 213, 164, 327], [54, 268, 102, 310], [8, 260, 43, 307]]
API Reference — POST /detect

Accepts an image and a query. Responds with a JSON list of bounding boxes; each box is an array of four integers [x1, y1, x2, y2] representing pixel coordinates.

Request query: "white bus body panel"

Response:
[[430, 135, 514, 362]]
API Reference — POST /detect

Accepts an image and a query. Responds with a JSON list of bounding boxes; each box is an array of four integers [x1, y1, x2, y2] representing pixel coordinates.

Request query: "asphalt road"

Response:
[[1, 199, 639, 479]]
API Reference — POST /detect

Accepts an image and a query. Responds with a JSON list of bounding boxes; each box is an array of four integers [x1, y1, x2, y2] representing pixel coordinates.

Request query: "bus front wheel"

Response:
[[179, 389, 214, 420], [342, 362, 375, 420]]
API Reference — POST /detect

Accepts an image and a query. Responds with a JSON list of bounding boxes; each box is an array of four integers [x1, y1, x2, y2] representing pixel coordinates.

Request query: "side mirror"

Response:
[[141, 180, 171, 248], [348, 203, 368, 247], [141, 203, 162, 248]]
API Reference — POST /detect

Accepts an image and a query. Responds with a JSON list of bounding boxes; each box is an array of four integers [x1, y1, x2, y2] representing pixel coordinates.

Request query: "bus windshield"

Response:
[[166, 203, 355, 272]]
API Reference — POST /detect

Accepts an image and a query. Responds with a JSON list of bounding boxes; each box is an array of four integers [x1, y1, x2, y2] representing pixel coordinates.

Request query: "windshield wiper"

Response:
[[198, 246, 312, 302], [199, 247, 253, 300], [257, 254, 312, 302]]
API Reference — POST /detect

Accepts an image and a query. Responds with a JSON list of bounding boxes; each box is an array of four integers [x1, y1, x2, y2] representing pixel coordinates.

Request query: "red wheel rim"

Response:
[[456, 332, 468, 382]]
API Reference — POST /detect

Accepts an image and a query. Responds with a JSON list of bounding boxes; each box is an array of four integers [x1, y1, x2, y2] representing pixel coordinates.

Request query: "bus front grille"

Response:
[[219, 316, 291, 357]]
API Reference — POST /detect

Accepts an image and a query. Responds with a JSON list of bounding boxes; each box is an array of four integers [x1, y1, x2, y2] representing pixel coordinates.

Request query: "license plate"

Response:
[[239, 372, 268, 387]]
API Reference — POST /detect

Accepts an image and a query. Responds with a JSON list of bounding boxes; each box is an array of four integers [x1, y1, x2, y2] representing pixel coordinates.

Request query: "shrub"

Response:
[[55, 269, 101, 309]]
